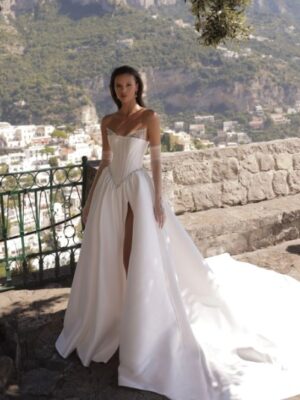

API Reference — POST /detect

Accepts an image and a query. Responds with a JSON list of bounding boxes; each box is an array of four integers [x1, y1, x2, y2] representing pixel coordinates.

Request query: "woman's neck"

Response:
[[119, 101, 141, 117]]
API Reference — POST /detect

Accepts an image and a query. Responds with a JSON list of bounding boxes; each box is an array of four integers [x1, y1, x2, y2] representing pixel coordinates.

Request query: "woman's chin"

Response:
[[119, 97, 135, 104]]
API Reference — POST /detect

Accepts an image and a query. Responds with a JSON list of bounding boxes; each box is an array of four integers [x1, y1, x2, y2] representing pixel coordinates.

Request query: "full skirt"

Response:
[[56, 166, 300, 400]]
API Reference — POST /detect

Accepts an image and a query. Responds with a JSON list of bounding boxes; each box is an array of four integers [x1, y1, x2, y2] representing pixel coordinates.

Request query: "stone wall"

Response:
[[84, 138, 300, 257], [143, 138, 300, 214]]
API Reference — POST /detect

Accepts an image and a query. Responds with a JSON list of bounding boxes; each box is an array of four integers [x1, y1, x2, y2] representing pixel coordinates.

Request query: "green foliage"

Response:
[[19, 174, 34, 188], [0, 1, 258, 124], [173, 143, 184, 151], [161, 132, 186, 152], [0, 163, 8, 174], [2, 177, 18, 191], [161, 132, 171, 151], [248, 114, 300, 142], [54, 169, 67, 183], [0, 0, 300, 145], [41, 231, 55, 251], [67, 166, 81, 181], [49, 156, 59, 167], [193, 138, 207, 149], [41, 146, 55, 155], [11, 259, 36, 277], [0, 262, 6, 279], [0, 215, 11, 240], [188, 0, 251, 46], [75, 220, 83, 241], [52, 129, 68, 139], [64, 125, 75, 133]]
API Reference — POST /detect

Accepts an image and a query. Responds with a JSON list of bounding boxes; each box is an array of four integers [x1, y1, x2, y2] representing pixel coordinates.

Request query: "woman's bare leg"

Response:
[[123, 202, 133, 275]]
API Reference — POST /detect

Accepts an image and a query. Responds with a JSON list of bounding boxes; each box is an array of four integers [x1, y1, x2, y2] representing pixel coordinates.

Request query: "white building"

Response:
[[254, 105, 264, 116], [0, 155, 10, 165], [14, 125, 37, 146], [217, 46, 239, 59], [91, 145, 102, 160], [68, 132, 89, 146], [223, 121, 238, 132], [63, 143, 92, 164], [9, 152, 27, 172], [0, 122, 14, 147], [194, 115, 215, 123], [287, 108, 297, 115], [174, 121, 185, 132], [270, 113, 290, 125], [0, 124, 53, 149], [189, 124, 205, 137], [174, 19, 191, 29], [85, 123, 101, 139]]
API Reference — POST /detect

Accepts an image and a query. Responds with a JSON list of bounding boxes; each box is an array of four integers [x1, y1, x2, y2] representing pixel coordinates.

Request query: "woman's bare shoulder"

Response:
[[101, 113, 119, 129], [142, 109, 159, 124], [143, 108, 157, 117]]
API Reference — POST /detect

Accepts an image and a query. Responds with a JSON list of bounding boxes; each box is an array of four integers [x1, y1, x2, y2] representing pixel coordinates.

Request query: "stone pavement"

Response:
[[1, 239, 300, 400], [179, 193, 300, 258], [0, 284, 167, 400], [236, 238, 300, 280]]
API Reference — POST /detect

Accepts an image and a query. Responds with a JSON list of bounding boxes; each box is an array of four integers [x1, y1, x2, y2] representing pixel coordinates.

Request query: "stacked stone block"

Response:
[[145, 138, 300, 214]]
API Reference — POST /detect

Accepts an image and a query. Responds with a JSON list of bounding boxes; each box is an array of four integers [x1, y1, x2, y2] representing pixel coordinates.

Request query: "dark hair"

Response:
[[109, 65, 146, 109]]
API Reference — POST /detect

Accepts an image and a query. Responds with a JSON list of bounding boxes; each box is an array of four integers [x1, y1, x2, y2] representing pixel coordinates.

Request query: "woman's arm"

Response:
[[147, 111, 165, 228], [82, 116, 112, 224]]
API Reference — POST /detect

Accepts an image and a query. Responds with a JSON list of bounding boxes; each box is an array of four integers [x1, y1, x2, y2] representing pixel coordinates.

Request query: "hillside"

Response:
[[250, 0, 300, 19], [0, 0, 300, 139]]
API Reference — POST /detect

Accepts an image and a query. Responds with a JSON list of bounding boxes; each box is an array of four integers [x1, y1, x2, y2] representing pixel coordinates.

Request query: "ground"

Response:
[[1, 239, 300, 400]]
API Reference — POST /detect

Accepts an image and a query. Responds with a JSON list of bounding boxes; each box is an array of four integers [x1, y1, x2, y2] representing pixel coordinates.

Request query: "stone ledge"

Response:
[[86, 138, 300, 214], [143, 138, 300, 213], [178, 193, 300, 257], [235, 238, 300, 281]]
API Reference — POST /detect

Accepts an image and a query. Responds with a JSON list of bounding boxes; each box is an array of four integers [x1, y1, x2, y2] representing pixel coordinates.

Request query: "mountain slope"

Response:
[[250, 0, 300, 19], [0, 0, 300, 130]]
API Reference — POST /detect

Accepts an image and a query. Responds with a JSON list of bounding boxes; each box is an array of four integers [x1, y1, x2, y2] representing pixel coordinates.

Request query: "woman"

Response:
[[82, 65, 165, 275], [56, 65, 300, 400]]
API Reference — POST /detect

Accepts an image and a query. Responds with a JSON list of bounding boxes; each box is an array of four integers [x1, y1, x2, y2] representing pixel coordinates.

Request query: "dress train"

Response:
[[56, 129, 300, 400]]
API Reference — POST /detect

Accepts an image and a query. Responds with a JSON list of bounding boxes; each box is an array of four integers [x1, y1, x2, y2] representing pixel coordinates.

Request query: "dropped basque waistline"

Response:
[[108, 166, 145, 188]]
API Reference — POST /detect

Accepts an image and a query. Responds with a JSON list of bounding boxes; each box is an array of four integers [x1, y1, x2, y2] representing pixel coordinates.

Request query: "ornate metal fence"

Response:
[[0, 156, 98, 291]]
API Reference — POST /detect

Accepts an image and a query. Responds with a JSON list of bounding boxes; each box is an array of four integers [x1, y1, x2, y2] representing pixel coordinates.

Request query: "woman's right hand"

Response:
[[153, 196, 166, 229], [82, 204, 90, 226]]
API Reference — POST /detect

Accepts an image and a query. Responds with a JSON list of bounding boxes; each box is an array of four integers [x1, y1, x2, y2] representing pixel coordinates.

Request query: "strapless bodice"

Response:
[[107, 128, 149, 186]]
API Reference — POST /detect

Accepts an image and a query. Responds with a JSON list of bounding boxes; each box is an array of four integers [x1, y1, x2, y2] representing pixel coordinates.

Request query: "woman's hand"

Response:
[[153, 196, 166, 229], [82, 204, 90, 226]]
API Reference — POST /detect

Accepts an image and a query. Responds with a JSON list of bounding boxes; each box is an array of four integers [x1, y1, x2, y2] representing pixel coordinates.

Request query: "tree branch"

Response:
[[187, 0, 252, 46]]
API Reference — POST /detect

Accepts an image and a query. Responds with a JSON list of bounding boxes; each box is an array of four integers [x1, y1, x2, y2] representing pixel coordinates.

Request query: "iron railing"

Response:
[[0, 156, 98, 291]]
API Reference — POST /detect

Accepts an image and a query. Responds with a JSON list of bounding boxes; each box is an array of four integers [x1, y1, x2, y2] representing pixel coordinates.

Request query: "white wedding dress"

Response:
[[56, 128, 300, 400]]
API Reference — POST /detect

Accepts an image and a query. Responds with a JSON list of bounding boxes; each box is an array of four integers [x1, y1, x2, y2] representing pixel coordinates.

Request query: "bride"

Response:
[[56, 65, 300, 400]]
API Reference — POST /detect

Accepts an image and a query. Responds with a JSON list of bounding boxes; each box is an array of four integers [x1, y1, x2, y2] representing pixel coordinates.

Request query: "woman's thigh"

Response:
[[123, 202, 133, 273]]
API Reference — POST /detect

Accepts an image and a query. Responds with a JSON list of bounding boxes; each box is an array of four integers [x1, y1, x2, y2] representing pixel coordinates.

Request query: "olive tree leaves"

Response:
[[187, 0, 252, 46]]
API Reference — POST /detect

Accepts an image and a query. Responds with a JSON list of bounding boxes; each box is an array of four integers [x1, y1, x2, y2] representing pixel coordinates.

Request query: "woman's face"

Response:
[[114, 73, 138, 104]]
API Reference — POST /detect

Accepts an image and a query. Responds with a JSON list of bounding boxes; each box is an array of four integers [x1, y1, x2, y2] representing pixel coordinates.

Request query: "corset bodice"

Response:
[[107, 128, 149, 186]]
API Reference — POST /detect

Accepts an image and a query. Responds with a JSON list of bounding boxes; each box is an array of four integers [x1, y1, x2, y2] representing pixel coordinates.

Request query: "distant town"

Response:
[[2, 99, 300, 279], [1, 100, 300, 174]]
